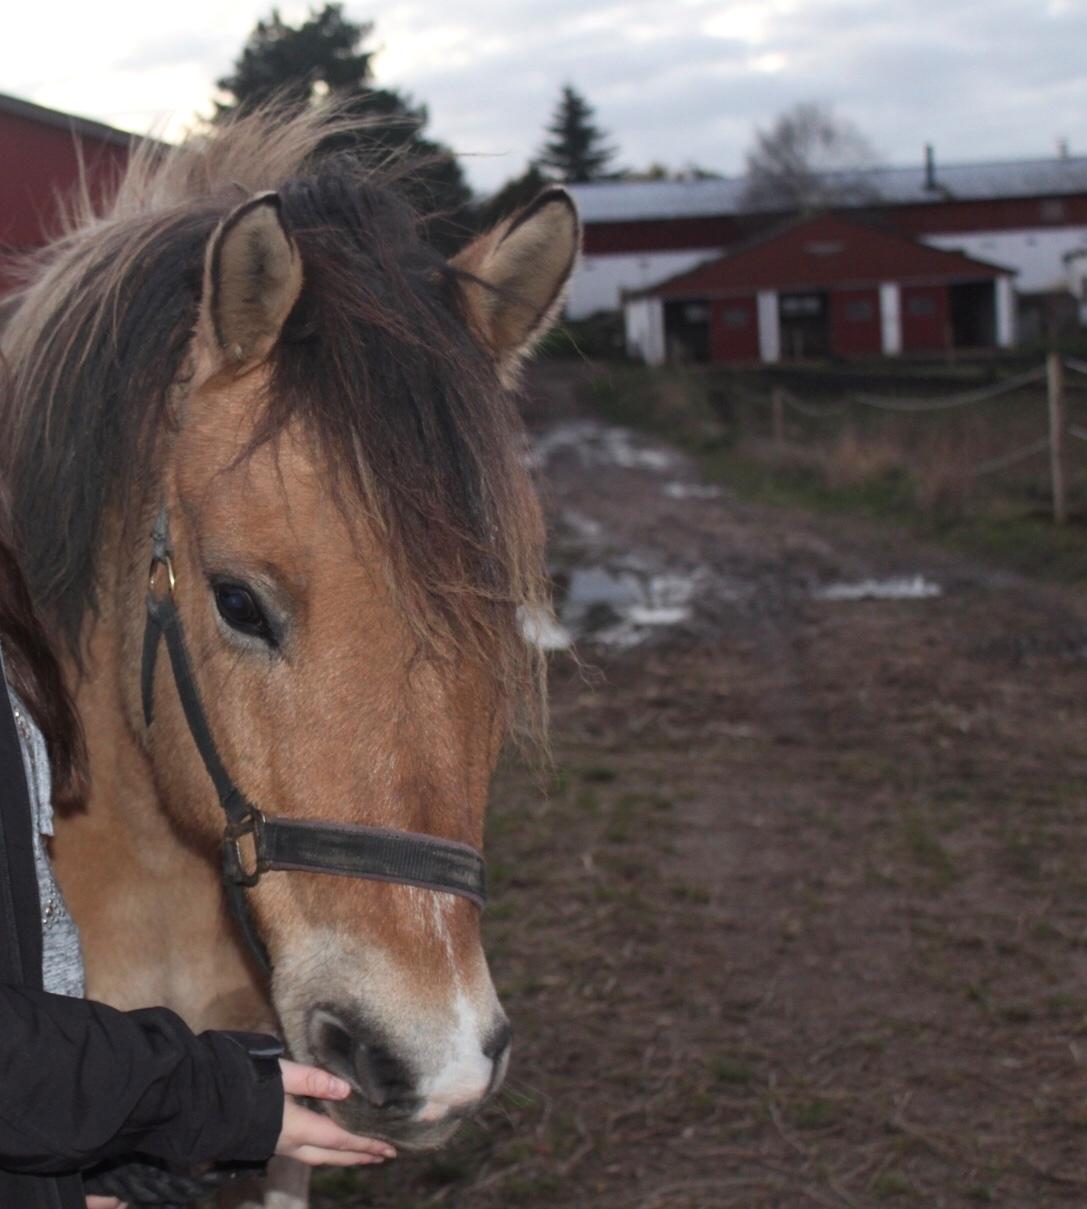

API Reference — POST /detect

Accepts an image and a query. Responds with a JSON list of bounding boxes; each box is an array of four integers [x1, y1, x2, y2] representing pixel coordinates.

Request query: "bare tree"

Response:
[[741, 102, 881, 213]]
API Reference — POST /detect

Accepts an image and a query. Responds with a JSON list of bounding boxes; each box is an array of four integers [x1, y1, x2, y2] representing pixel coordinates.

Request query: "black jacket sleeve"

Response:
[[0, 984, 283, 1174]]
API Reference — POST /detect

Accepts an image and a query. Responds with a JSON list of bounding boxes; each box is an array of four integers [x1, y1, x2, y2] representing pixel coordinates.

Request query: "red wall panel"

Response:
[[0, 111, 128, 249], [583, 215, 745, 255], [879, 194, 1087, 238], [900, 284, 950, 352], [830, 287, 882, 356], [709, 295, 759, 363]]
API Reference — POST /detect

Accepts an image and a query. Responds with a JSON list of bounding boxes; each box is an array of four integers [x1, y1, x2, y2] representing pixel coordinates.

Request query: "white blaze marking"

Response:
[[415, 990, 493, 1122]]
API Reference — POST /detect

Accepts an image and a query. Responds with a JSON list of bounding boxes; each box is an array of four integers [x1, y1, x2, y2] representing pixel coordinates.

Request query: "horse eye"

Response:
[[213, 582, 273, 643]]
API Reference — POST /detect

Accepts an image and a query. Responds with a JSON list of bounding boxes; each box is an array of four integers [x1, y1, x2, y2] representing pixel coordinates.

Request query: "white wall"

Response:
[[757, 291, 780, 363], [923, 226, 1087, 294], [567, 249, 720, 319], [879, 283, 902, 355], [623, 297, 665, 366], [994, 277, 1016, 346]]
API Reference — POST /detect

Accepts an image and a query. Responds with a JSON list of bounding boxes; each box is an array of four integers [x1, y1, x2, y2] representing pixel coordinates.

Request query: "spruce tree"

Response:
[[537, 85, 616, 183], [215, 4, 472, 250]]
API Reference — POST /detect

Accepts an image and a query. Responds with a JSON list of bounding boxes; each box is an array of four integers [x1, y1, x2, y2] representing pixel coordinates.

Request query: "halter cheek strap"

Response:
[[140, 508, 487, 975]]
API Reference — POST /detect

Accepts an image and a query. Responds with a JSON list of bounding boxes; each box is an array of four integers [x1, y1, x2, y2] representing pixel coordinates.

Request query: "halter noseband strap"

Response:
[[140, 509, 487, 974]]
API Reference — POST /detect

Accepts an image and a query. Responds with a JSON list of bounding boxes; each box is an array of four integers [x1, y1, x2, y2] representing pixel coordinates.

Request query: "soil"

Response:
[[314, 363, 1087, 1209]]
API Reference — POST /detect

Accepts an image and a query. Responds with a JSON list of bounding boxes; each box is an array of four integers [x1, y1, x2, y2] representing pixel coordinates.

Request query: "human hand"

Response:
[[275, 1060, 397, 1167], [86, 1198, 127, 1208]]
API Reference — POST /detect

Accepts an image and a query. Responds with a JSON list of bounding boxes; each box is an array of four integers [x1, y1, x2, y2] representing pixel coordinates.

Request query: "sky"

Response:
[[3, 0, 1086, 194]]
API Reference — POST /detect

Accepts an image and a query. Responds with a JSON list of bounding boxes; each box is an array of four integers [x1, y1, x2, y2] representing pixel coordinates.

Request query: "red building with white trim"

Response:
[[623, 213, 1015, 366], [569, 149, 1087, 347], [0, 93, 132, 291]]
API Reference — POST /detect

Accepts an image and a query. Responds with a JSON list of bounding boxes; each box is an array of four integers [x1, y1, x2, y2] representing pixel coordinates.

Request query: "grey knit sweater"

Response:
[[2, 657, 85, 997]]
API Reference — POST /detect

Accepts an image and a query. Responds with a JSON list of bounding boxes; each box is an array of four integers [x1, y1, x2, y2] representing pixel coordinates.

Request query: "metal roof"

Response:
[[569, 156, 1087, 223]]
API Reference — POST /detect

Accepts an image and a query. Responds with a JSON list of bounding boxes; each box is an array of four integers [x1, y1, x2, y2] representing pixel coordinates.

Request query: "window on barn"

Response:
[[1039, 199, 1065, 223], [780, 294, 823, 317], [906, 295, 936, 317], [804, 240, 844, 256], [683, 303, 710, 323], [722, 306, 749, 327], [845, 299, 873, 322]]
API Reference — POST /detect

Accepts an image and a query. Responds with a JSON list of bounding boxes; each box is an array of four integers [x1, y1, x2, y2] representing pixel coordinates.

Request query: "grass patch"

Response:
[[788, 1097, 837, 1130], [505, 1173, 564, 1203], [709, 1054, 754, 1085], [578, 362, 1087, 586], [872, 1171, 917, 1199], [670, 883, 711, 904], [578, 764, 619, 783], [901, 811, 958, 887]]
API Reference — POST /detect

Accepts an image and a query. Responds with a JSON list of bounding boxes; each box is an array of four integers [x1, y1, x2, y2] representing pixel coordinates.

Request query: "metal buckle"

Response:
[[223, 808, 266, 887], [148, 554, 176, 599]]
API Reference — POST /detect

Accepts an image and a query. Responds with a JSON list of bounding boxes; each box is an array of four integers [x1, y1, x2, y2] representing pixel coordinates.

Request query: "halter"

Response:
[[140, 509, 487, 974]]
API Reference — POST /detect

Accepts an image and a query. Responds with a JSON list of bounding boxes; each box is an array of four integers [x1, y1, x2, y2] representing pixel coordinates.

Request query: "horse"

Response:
[[0, 107, 579, 1205]]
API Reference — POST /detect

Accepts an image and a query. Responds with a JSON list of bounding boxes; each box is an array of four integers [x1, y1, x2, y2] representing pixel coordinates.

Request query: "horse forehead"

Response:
[[177, 380, 350, 533]]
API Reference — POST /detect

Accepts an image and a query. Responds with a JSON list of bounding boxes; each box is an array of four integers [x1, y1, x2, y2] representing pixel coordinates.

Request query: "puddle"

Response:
[[519, 605, 574, 651], [558, 565, 700, 648], [528, 421, 678, 474], [813, 575, 942, 602], [663, 481, 722, 501], [560, 509, 604, 543]]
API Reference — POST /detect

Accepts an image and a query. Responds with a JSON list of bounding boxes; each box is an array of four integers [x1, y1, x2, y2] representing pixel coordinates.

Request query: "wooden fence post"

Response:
[[771, 385, 785, 449], [1047, 351, 1067, 525]]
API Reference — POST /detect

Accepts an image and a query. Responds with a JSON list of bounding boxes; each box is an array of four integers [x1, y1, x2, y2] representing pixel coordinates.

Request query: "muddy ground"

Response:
[[315, 364, 1087, 1208]]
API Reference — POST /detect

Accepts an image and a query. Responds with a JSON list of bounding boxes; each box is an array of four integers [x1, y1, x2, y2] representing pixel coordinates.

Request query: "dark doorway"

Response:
[[779, 291, 830, 359], [949, 280, 996, 348], [664, 300, 710, 362]]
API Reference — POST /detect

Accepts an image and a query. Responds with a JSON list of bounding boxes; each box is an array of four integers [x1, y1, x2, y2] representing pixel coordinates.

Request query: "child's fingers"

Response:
[[279, 1058, 352, 1101], [291, 1146, 389, 1168]]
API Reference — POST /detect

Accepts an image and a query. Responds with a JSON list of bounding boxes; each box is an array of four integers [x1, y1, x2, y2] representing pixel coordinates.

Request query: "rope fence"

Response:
[[846, 364, 1048, 413], [769, 353, 1084, 522], [972, 436, 1050, 477]]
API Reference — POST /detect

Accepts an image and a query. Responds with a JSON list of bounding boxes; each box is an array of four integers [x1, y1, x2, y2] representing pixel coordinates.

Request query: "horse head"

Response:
[[2, 115, 578, 1150]]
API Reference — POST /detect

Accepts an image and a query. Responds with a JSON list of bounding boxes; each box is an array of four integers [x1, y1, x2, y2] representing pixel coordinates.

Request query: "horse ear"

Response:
[[452, 187, 580, 381], [196, 192, 302, 374]]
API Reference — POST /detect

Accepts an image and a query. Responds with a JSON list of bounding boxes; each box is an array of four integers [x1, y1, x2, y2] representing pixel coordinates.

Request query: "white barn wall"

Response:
[[623, 298, 665, 365], [995, 277, 1016, 346], [879, 283, 902, 355], [756, 292, 780, 363], [922, 226, 1087, 293], [567, 249, 720, 319]]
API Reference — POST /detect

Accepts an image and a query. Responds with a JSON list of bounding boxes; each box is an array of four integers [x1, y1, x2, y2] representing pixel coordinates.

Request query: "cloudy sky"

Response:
[[3, 0, 1085, 193]]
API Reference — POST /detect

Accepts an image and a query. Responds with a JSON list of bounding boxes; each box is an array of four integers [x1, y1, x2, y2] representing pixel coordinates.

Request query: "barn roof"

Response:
[[635, 213, 1011, 300], [570, 154, 1087, 223], [0, 92, 133, 149]]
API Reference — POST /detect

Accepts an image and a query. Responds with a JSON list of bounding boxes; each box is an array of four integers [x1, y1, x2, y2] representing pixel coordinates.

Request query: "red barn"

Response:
[[623, 213, 1015, 366], [0, 93, 133, 291], [569, 149, 1087, 344]]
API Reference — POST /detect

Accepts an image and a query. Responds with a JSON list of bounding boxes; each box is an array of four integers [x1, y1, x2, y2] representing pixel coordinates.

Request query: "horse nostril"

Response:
[[483, 1019, 512, 1062], [307, 1008, 417, 1113]]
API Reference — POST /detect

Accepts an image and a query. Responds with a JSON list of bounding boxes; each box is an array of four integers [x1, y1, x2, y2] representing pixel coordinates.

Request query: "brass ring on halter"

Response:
[[148, 554, 176, 599]]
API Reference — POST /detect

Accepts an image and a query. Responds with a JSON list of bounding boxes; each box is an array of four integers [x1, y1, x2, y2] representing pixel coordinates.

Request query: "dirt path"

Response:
[[316, 365, 1087, 1209]]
